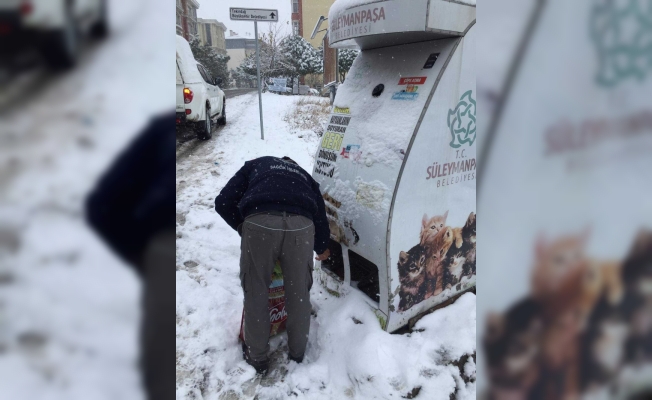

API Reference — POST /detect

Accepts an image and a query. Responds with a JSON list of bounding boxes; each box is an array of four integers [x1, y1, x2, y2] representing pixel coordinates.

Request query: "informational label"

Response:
[[230, 7, 279, 21], [392, 92, 419, 101], [399, 77, 427, 85], [316, 111, 352, 177], [321, 132, 344, 151], [326, 115, 351, 133]]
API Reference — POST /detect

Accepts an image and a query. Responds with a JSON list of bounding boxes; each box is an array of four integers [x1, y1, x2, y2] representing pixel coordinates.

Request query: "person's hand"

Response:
[[315, 249, 330, 261]]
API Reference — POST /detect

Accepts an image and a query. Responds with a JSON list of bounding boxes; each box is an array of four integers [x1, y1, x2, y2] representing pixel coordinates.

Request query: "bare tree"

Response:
[[236, 24, 293, 87]]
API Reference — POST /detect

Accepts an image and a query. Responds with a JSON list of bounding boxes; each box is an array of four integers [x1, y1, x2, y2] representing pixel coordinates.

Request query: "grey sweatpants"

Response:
[[240, 212, 315, 362], [141, 229, 175, 400]]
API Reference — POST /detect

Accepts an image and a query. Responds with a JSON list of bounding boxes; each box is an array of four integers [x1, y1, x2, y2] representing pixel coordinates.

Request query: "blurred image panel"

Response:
[[0, 0, 174, 399], [478, 0, 652, 399]]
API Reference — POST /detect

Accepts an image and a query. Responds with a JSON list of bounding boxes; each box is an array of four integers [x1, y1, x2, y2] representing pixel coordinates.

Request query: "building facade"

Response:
[[176, 0, 200, 41], [198, 18, 227, 55], [300, 0, 334, 48], [293, 0, 338, 88], [226, 33, 258, 87], [176, 0, 183, 36], [225, 35, 257, 72], [291, 0, 303, 37], [322, 36, 337, 85]]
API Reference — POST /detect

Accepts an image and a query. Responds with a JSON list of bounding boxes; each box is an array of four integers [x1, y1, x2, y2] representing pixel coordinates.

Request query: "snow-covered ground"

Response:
[[0, 0, 173, 398], [176, 92, 476, 400]]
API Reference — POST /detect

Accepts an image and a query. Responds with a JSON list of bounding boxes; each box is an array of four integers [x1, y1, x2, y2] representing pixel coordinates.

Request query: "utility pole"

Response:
[[254, 20, 264, 140]]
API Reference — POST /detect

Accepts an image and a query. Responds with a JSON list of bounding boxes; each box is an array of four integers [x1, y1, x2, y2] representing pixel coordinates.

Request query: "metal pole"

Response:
[[335, 48, 339, 83], [254, 20, 264, 140]]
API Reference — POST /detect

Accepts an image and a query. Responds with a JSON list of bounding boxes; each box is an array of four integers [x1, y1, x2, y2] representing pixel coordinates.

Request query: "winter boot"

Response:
[[241, 341, 269, 375], [288, 353, 304, 364]]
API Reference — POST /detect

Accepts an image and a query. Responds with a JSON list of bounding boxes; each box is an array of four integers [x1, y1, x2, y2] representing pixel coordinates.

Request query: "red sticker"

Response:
[[399, 77, 427, 85]]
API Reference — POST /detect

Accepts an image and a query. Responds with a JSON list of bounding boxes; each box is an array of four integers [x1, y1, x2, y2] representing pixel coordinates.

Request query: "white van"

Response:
[[176, 35, 226, 140]]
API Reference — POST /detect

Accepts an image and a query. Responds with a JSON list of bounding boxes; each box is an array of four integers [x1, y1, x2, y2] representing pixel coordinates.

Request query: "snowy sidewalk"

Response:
[[175, 93, 476, 400], [0, 0, 171, 399]]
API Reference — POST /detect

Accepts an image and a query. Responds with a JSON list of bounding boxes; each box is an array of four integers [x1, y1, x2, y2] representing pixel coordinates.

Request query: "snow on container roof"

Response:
[[328, 0, 475, 50]]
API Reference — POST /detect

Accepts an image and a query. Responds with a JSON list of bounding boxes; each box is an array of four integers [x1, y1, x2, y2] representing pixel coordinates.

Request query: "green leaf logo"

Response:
[[448, 90, 476, 148]]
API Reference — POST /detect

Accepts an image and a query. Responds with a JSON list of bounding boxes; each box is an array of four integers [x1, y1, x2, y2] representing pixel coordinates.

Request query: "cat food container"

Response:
[[312, 0, 476, 332]]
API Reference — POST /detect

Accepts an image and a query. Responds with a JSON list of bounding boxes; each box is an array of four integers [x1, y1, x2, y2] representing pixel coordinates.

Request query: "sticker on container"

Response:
[[321, 131, 344, 151], [314, 161, 335, 178], [329, 114, 351, 126], [392, 92, 419, 101], [341, 144, 362, 161], [318, 149, 338, 162], [405, 85, 419, 93], [398, 77, 427, 85]]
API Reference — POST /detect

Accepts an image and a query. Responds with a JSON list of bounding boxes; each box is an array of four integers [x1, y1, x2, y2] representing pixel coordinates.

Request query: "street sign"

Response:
[[230, 8, 280, 140], [230, 8, 279, 22]]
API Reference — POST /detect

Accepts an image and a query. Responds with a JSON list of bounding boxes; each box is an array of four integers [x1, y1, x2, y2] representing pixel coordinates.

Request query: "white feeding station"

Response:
[[312, 0, 476, 331]]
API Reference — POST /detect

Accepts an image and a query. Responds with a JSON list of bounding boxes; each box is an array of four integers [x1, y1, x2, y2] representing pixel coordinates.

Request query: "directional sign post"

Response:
[[230, 8, 278, 22], [230, 8, 279, 140]]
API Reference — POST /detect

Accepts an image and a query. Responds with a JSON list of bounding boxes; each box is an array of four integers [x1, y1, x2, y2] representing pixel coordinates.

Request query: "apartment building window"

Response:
[[205, 24, 212, 46], [189, 22, 196, 38], [293, 21, 299, 36], [292, 0, 299, 14]]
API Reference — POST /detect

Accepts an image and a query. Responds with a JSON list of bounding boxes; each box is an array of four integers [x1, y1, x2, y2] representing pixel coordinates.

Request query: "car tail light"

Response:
[[185, 109, 191, 115], [20, 1, 33, 16], [176, 118, 181, 124], [183, 88, 193, 104]]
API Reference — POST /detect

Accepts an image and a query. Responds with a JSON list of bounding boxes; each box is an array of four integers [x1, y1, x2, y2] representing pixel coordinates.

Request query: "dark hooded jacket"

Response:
[[86, 112, 176, 270], [214, 156, 330, 254]]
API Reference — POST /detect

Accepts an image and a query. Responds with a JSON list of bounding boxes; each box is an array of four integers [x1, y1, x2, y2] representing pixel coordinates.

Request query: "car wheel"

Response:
[[42, 4, 78, 70], [218, 103, 226, 126], [90, 0, 109, 39], [197, 106, 212, 140]]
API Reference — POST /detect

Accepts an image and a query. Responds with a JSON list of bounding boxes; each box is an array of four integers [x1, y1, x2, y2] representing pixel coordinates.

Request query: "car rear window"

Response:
[[197, 65, 212, 85]]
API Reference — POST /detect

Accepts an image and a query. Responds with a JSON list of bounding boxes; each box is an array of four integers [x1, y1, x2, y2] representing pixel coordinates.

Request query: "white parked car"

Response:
[[176, 35, 226, 140], [0, 0, 108, 69]]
